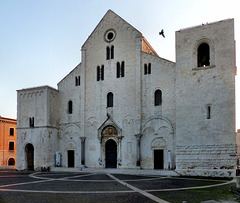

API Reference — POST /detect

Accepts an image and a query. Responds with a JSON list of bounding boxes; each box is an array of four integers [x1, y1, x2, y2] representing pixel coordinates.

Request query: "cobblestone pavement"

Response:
[[0, 170, 238, 203]]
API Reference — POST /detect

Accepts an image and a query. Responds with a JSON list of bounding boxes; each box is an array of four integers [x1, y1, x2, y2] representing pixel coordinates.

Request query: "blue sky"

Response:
[[0, 0, 239, 129]]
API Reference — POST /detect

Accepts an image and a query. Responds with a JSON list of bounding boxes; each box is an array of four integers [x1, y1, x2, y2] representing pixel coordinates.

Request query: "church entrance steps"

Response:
[[51, 167, 178, 176]]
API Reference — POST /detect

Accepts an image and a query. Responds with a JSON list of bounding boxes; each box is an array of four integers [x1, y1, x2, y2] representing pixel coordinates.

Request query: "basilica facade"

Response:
[[17, 10, 236, 177]]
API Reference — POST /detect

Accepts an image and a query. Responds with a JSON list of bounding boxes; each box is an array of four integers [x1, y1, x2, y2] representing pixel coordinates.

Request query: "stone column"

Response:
[[135, 134, 143, 167], [80, 137, 86, 166], [117, 136, 124, 166]]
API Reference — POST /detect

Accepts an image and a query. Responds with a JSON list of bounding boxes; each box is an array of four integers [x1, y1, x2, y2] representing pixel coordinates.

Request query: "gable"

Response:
[[82, 10, 141, 50]]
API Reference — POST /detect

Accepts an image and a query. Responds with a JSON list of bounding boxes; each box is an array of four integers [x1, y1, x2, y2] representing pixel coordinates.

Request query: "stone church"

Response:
[[17, 10, 236, 177]]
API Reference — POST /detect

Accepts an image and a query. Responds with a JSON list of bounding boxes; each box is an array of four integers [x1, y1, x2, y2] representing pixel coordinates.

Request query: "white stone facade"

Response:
[[17, 10, 236, 177]]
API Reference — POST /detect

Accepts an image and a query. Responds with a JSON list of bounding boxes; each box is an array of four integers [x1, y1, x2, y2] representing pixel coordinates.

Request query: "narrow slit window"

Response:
[[207, 105, 211, 119], [148, 63, 151, 74], [97, 66, 100, 81], [106, 46, 110, 60], [144, 64, 148, 75], [116, 62, 120, 78], [111, 46, 114, 59], [75, 76, 80, 86], [101, 65, 104, 80], [29, 117, 34, 128], [121, 61, 125, 77], [68, 101, 73, 114]]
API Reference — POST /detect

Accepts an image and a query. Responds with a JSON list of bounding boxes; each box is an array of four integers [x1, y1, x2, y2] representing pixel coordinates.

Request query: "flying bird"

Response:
[[159, 29, 165, 38]]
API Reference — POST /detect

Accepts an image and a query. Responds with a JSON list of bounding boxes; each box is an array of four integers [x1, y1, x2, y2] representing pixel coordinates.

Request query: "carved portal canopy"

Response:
[[102, 126, 118, 138]]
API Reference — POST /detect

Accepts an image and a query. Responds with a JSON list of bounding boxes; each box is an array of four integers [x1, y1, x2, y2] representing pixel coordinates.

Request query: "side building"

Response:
[[0, 116, 17, 169], [17, 10, 236, 177]]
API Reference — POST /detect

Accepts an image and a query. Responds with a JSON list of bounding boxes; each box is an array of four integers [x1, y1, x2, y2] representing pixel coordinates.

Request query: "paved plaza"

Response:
[[0, 169, 238, 203]]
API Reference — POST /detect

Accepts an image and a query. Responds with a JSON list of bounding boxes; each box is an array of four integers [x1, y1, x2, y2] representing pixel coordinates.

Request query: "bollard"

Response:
[[237, 176, 240, 188]]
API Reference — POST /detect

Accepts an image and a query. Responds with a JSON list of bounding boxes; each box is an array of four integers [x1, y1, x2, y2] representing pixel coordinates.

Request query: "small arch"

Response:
[[154, 89, 162, 106], [8, 158, 15, 166], [198, 43, 210, 67], [107, 92, 113, 107]]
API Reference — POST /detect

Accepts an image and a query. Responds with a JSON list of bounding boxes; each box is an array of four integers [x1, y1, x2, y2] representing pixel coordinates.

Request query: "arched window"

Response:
[[198, 43, 210, 67], [144, 63, 151, 75], [106, 46, 110, 60], [144, 64, 148, 75], [148, 63, 151, 74], [107, 92, 113, 107], [75, 76, 80, 86], [68, 100, 73, 114], [9, 142, 14, 150], [111, 46, 114, 59], [8, 158, 15, 166], [101, 65, 104, 80], [121, 61, 125, 77], [154, 90, 162, 106], [97, 66, 100, 81], [116, 62, 120, 78]]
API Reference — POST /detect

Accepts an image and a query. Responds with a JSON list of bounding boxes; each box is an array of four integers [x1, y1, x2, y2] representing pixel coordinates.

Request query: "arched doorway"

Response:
[[25, 143, 34, 170], [105, 139, 117, 168]]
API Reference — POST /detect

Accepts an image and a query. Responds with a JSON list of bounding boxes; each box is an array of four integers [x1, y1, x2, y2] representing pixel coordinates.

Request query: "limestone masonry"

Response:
[[17, 10, 236, 177]]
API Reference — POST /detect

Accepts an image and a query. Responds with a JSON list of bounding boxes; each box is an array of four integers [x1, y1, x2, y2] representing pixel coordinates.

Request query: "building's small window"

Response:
[[116, 61, 125, 78], [75, 76, 80, 86], [9, 142, 14, 150], [97, 66, 100, 81], [107, 92, 113, 107], [8, 158, 15, 166], [111, 46, 114, 59], [106, 46, 110, 60], [121, 61, 125, 77], [10, 128, 14, 136], [148, 63, 151, 74], [97, 65, 104, 81], [117, 62, 120, 78], [29, 117, 34, 128], [68, 101, 73, 114], [154, 89, 162, 106], [144, 63, 151, 75], [198, 43, 210, 67], [101, 65, 104, 80], [106, 46, 114, 60], [144, 64, 148, 75], [207, 105, 211, 119]]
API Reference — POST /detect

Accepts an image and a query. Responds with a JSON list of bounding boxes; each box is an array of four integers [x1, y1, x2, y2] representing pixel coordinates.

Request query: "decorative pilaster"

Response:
[[98, 138, 103, 165], [117, 136, 124, 166], [135, 134, 143, 167], [80, 137, 86, 166]]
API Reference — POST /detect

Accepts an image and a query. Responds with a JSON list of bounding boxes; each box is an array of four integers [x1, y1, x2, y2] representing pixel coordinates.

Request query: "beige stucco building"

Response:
[[17, 10, 236, 177]]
